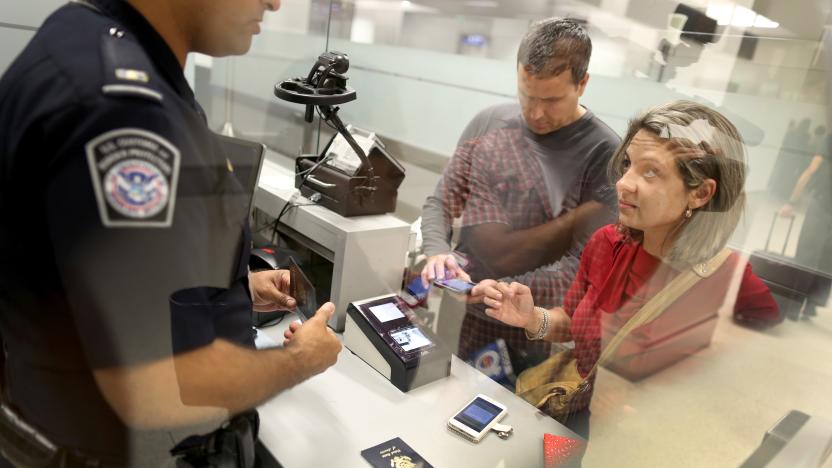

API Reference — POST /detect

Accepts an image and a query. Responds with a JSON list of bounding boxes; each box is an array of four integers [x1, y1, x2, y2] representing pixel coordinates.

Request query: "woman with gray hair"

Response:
[[471, 100, 778, 438]]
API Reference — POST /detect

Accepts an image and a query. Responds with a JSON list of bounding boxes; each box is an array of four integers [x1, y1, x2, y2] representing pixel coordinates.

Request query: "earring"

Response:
[[685, 207, 693, 218]]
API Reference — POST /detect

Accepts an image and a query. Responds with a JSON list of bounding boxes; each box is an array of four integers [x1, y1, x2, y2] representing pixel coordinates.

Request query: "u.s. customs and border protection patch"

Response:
[[85, 128, 180, 227]]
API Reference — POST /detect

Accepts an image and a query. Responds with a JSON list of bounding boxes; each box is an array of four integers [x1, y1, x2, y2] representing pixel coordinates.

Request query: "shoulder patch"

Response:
[[85, 128, 180, 228]]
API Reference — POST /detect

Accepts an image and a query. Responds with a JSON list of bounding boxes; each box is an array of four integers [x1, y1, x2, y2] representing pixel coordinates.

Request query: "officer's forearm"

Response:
[[173, 339, 307, 413], [94, 356, 229, 430], [468, 201, 605, 278], [92, 339, 305, 430], [465, 223, 562, 278], [465, 210, 576, 277]]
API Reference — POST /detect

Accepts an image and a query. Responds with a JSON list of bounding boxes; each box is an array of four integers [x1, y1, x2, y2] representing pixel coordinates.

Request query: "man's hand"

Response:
[[250, 269, 296, 312], [421, 253, 471, 287], [480, 281, 536, 330], [283, 302, 341, 379]]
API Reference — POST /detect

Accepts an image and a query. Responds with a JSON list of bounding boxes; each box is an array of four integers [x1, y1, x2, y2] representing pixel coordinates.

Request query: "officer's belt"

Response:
[[1, 402, 260, 468], [0, 402, 122, 467], [171, 410, 260, 468]]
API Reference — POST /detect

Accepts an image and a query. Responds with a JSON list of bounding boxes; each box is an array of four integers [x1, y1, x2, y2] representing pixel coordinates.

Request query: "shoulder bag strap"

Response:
[[584, 248, 732, 380]]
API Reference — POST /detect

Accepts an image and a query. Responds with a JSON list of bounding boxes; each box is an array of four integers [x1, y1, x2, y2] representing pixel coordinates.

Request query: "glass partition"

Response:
[[193, 1, 832, 466]]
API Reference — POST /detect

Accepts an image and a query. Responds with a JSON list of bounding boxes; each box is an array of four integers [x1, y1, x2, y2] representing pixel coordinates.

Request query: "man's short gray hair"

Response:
[[516, 18, 592, 84]]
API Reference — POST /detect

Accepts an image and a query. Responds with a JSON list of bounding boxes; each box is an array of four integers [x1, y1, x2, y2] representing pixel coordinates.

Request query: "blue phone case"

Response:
[[405, 277, 430, 300]]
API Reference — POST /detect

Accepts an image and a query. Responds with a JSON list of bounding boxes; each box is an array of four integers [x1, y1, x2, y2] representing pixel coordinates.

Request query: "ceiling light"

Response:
[[706, 3, 779, 29], [464, 0, 499, 7], [706, 4, 734, 25], [753, 15, 779, 28], [731, 6, 756, 28]]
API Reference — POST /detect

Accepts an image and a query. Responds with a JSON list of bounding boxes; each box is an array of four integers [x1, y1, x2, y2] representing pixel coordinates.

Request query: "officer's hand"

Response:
[[250, 269, 296, 312], [282, 320, 302, 343], [284, 302, 341, 379], [420, 253, 471, 288]]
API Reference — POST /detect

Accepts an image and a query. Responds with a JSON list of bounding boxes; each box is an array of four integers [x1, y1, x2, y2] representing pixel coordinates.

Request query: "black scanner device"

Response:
[[344, 294, 451, 392], [274, 51, 405, 217]]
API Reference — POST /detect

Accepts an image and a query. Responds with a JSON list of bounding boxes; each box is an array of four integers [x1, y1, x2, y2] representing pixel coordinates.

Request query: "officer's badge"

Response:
[[86, 128, 180, 227]]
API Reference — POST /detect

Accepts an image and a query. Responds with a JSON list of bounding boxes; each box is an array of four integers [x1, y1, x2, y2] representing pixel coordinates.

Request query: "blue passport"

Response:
[[360, 437, 433, 468]]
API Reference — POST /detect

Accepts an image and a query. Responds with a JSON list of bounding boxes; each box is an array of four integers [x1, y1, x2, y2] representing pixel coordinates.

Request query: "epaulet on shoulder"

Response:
[[99, 26, 164, 104]]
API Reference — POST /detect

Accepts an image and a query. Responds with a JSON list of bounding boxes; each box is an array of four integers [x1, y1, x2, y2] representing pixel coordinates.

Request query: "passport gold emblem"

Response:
[[391, 456, 416, 468]]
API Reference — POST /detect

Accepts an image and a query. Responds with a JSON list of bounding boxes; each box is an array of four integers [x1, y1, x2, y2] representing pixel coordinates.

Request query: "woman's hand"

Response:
[[468, 279, 496, 304], [478, 281, 537, 330]]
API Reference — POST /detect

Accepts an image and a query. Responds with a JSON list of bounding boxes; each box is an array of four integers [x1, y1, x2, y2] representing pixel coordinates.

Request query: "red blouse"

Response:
[[564, 225, 778, 380]]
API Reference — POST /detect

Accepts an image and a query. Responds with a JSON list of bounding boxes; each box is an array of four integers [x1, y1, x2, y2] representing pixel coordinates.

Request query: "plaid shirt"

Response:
[[431, 105, 619, 365], [438, 125, 600, 308]]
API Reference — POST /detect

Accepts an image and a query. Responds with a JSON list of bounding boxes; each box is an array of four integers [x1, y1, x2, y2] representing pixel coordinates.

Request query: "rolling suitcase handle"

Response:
[[765, 213, 795, 256]]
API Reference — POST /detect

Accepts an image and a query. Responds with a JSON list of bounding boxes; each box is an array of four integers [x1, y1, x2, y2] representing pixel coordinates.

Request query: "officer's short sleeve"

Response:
[[44, 99, 246, 369]]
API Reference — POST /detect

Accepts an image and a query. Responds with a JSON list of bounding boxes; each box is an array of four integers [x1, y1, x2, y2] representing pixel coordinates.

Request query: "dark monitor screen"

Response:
[[216, 133, 265, 216]]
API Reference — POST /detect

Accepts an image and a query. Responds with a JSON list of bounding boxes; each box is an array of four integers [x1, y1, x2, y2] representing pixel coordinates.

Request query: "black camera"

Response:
[[306, 51, 350, 87]]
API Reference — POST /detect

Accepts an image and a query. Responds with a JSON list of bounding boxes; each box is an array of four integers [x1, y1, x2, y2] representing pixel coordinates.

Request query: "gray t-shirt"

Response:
[[421, 102, 620, 307]]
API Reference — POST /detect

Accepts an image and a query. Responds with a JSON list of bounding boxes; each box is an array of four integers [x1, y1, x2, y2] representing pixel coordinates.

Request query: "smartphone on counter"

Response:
[[434, 278, 476, 295], [447, 394, 507, 443]]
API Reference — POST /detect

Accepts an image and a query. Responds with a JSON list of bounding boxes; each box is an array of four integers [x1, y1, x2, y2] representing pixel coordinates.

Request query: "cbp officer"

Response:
[[0, 0, 341, 465]]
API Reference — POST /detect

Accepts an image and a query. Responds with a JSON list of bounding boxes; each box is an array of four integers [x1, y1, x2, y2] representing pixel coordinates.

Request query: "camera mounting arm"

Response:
[[273, 51, 374, 181]]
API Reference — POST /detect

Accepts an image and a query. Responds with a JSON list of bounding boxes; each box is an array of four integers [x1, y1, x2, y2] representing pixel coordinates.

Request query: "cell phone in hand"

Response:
[[434, 278, 476, 295]]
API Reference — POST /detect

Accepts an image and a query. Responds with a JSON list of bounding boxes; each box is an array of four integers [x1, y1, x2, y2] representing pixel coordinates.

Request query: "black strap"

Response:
[[171, 411, 259, 468]]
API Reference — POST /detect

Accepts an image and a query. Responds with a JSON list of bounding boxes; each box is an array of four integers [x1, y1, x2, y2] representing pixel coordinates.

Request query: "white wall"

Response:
[[264, 0, 312, 35], [216, 26, 826, 197], [0, 0, 64, 73], [0, 0, 64, 27], [399, 13, 528, 61], [0, 28, 35, 72]]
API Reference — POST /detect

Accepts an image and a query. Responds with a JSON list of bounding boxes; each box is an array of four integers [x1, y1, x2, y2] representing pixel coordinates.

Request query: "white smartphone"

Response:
[[447, 394, 508, 443]]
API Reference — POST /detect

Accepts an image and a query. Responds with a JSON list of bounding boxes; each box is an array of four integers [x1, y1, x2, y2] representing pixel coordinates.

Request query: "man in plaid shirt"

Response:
[[420, 18, 620, 372]]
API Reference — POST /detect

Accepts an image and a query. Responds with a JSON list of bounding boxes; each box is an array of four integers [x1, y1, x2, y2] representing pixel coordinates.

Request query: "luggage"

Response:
[[747, 213, 832, 321]]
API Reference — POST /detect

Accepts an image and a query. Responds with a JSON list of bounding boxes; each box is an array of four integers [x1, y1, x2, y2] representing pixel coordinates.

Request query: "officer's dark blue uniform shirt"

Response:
[[0, 0, 255, 461]]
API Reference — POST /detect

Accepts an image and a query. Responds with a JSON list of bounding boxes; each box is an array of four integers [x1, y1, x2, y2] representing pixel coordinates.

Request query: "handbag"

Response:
[[514, 249, 731, 423]]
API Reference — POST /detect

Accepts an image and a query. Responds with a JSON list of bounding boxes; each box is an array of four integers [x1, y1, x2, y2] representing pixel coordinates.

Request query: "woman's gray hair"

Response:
[[607, 100, 747, 267]]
